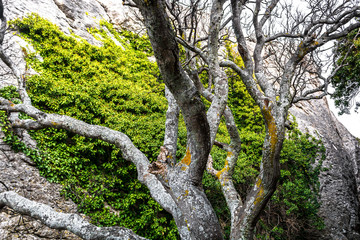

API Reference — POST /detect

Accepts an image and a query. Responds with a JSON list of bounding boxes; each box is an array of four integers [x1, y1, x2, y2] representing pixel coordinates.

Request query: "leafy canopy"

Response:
[[332, 28, 360, 114]]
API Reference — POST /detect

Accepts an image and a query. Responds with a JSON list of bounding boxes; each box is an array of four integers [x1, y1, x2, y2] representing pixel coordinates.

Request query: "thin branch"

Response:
[[265, 33, 303, 43], [230, 0, 253, 69], [0, 180, 8, 191], [259, 0, 280, 27], [176, 37, 209, 64]]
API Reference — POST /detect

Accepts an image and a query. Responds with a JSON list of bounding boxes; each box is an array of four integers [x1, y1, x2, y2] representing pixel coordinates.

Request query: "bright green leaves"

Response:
[[272, 127, 325, 233], [8, 14, 176, 239], [0, 85, 20, 102]]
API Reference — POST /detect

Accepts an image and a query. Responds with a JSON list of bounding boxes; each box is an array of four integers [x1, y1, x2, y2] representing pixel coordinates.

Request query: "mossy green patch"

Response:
[[8, 14, 178, 239]]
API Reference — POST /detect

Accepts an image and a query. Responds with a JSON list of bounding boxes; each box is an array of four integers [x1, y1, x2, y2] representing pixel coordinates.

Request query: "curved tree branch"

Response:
[[0, 98, 179, 217], [175, 36, 209, 64], [230, 0, 253, 69], [134, 0, 211, 187], [0, 191, 148, 240]]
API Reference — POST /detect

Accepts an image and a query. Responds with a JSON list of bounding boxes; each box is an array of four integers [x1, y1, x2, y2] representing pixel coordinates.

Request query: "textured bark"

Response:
[[231, 107, 286, 239], [206, 0, 229, 145], [0, 191, 147, 240], [163, 87, 179, 162], [132, 1, 223, 238]]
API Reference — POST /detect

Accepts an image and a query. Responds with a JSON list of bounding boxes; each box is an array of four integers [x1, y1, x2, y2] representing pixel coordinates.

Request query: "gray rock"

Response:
[[0, 128, 83, 240], [95, 0, 143, 31], [291, 99, 360, 239]]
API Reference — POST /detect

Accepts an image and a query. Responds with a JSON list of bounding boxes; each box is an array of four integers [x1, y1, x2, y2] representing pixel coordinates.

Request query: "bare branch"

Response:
[[230, 0, 253, 69], [0, 191, 148, 240], [0, 98, 179, 216], [259, 0, 280, 27], [292, 92, 327, 103], [220, 60, 265, 104], [0, 14, 31, 106], [175, 36, 209, 64], [265, 33, 303, 43], [0, 180, 8, 191], [11, 119, 45, 130]]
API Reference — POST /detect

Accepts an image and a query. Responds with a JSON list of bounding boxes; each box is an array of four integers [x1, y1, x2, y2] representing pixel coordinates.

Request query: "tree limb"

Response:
[[0, 98, 179, 216], [0, 191, 148, 240], [134, 0, 211, 186], [206, 0, 229, 145], [163, 87, 179, 163]]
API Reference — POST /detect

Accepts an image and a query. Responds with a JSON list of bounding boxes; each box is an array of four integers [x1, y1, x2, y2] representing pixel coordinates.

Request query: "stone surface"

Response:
[[0, 129, 83, 239], [5, 0, 109, 44], [291, 99, 360, 240], [0, 0, 359, 239], [95, 0, 142, 31]]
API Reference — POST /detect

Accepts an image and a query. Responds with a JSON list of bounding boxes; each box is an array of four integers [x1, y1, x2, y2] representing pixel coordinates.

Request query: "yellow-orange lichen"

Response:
[[181, 148, 191, 166], [254, 178, 265, 205], [185, 219, 190, 231], [216, 160, 229, 179], [256, 178, 262, 187], [256, 84, 265, 95], [184, 190, 189, 197], [262, 106, 278, 154]]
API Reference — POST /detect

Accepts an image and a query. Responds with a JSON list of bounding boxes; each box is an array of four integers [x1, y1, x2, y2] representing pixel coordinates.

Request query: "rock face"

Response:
[[0, 0, 359, 239], [0, 1, 117, 239], [0, 129, 83, 239], [291, 100, 360, 240]]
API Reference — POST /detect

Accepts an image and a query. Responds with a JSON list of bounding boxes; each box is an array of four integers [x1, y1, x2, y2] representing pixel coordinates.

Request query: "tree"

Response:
[[0, 0, 359, 239], [331, 27, 360, 114]]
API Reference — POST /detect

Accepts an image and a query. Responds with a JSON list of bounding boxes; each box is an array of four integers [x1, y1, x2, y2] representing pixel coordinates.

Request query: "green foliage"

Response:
[[0, 85, 21, 103], [3, 14, 324, 240], [263, 124, 325, 239], [331, 27, 360, 114], [8, 14, 178, 239]]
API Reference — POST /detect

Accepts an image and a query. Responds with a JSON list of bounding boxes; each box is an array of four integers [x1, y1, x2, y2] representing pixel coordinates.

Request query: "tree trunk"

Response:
[[230, 105, 286, 239], [134, 0, 225, 238]]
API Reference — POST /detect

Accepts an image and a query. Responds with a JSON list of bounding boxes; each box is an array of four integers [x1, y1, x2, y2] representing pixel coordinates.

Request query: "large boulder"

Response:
[[291, 99, 360, 239]]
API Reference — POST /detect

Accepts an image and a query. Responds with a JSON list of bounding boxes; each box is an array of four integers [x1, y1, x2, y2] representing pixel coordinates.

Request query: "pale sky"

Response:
[[327, 96, 360, 138]]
